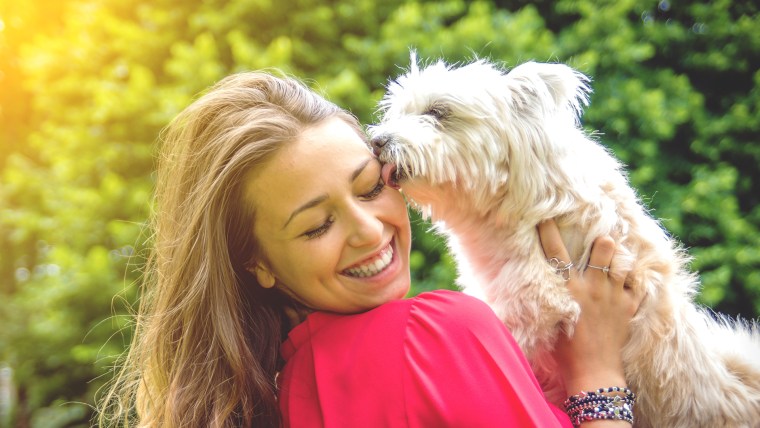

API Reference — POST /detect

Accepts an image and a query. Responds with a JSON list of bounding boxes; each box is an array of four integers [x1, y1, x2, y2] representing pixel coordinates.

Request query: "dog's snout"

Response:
[[370, 134, 390, 156], [371, 134, 389, 148]]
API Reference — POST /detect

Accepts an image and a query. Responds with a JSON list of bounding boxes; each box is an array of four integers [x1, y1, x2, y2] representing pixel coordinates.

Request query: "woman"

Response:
[[98, 71, 640, 427]]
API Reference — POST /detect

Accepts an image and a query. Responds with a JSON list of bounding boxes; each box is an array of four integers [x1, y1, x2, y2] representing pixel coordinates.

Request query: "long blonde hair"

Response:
[[98, 71, 361, 427]]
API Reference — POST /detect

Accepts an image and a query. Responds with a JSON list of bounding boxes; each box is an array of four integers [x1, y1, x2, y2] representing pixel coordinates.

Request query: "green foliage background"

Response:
[[0, 0, 758, 425]]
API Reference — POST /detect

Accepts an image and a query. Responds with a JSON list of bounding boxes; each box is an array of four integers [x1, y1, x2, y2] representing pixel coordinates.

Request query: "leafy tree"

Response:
[[0, 1, 190, 424]]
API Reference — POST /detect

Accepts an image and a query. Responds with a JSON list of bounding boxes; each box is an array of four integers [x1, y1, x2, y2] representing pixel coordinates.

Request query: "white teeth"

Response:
[[344, 244, 394, 278]]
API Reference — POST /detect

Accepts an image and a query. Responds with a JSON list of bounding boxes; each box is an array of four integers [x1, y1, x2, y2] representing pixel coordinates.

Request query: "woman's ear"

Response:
[[247, 263, 276, 288]]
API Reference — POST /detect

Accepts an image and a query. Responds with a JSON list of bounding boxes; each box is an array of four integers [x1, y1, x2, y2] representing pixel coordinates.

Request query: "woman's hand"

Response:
[[538, 220, 643, 395]]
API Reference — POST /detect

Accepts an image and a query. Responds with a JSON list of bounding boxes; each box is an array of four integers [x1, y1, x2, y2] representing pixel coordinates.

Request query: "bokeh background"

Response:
[[1, 0, 758, 426]]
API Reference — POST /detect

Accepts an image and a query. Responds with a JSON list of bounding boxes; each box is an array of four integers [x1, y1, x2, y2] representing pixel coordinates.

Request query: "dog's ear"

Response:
[[495, 62, 594, 216], [505, 61, 591, 125]]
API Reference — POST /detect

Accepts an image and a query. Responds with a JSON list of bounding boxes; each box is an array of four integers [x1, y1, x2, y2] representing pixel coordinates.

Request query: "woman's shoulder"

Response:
[[289, 290, 498, 353], [408, 288, 489, 309], [289, 290, 497, 355], [405, 289, 499, 329], [310, 290, 488, 323]]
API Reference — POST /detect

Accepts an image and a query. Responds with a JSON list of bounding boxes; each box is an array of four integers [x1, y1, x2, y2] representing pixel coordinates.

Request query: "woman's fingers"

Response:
[[538, 220, 636, 301], [538, 220, 575, 283], [584, 236, 616, 289], [584, 235, 642, 319], [538, 220, 571, 263], [587, 236, 615, 273], [540, 219, 646, 394], [546, 226, 634, 392]]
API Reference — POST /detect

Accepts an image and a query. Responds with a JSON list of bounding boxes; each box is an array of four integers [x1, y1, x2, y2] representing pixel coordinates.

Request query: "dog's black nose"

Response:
[[370, 134, 390, 156], [371, 134, 388, 148]]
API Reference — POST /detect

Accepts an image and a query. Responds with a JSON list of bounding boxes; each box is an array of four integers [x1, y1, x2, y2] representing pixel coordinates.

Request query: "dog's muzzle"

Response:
[[370, 133, 390, 157], [371, 133, 404, 188]]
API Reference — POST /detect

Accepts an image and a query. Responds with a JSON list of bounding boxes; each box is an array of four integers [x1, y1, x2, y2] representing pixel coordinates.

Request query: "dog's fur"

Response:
[[370, 55, 760, 428]]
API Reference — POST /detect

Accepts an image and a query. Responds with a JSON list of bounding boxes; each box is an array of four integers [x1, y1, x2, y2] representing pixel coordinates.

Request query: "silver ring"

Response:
[[548, 257, 574, 281], [587, 264, 610, 274]]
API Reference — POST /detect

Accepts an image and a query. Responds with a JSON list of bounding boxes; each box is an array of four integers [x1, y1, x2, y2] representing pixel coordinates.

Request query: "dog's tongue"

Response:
[[381, 163, 400, 189]]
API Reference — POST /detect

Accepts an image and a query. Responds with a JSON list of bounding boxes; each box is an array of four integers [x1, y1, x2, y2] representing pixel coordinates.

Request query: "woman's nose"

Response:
[[346, 204, 384, 247]]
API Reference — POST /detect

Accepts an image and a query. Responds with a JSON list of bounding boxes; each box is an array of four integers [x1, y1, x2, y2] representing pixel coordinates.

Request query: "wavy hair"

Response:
[[97, 71, 361, 427]]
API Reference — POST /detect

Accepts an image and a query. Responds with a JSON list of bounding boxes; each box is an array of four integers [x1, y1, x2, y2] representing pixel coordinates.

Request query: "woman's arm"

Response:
[[539, 220, 644, 427]]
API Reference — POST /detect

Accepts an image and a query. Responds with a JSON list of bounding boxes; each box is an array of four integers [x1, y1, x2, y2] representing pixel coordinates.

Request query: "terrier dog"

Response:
[[370, 55, 760, 428]]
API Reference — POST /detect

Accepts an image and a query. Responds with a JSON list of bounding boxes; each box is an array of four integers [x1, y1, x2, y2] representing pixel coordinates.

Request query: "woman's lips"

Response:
[[341, 241, 395, 278]]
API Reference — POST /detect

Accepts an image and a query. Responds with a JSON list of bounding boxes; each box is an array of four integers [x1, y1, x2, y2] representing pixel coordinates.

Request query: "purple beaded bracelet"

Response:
[[563, 386, 635, 427]]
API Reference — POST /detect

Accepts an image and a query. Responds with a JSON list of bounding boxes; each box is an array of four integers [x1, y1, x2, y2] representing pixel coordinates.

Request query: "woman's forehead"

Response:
[[243, 118, 374, 226]]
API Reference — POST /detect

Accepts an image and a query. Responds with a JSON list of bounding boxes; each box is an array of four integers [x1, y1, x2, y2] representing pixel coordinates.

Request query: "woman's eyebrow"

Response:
[[350, 158, 373, 183], [282, 157, 374, 230], [282, 194, 328, 230]]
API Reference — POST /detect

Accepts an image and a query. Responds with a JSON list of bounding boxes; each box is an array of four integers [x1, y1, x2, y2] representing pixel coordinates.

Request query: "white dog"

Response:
[[370, 55, 760, 428]]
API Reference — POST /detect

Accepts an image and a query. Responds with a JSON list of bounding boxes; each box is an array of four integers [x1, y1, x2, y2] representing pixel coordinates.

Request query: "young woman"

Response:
[[98, 71, 641, 427]]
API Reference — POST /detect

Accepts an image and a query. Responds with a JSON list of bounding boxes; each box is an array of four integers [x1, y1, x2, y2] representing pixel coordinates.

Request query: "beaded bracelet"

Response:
[[564, 386, 635, 427]]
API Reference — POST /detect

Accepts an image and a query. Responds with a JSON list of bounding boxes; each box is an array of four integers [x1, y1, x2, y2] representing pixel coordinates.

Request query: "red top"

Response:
[[279, 290, 572, 427]]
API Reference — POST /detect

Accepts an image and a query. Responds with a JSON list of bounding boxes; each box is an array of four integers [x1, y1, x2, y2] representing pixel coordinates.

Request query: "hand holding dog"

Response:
[[538, 220, 643, 403]]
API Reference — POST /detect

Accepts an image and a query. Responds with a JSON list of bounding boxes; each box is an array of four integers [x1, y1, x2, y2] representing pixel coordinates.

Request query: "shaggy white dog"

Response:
[[370, 55, 760, 428]]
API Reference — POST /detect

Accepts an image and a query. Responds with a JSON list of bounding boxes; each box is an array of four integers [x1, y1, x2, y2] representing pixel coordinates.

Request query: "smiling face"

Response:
[[244, 117, 412, 314]]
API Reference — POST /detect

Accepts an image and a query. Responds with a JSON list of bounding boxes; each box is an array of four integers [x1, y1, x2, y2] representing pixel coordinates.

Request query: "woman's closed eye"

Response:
[[302, 178, 385, 240], [303, 216, 334, 239], [359, 179, 385, 201]]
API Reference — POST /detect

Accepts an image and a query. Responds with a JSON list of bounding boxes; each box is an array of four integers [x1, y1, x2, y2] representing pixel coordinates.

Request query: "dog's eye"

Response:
[[424, 104, 449, 120]]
